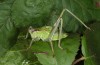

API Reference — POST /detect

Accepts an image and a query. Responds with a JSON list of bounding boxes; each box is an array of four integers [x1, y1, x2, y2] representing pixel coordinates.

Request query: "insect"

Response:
[[46, 8, 90, 53], [26, 8, 91, 56], [25, 26, 68, 55]]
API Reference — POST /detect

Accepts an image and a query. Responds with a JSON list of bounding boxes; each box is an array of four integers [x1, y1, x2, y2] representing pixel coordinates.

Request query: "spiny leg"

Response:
[[48, 8, 91, 40], [25, 26, 33, 39], [47, 9, 65, 41], [10, 39, 34, 52], [27, 39, 34, 50], [47, 18, 61, 55], [47, 18, 61, 40], [25, 30, 29, 39], [58, 18, 63, 50], [65, 9, 91, 30], [47, 8, 91, 54], [49, 40, 54, 56]]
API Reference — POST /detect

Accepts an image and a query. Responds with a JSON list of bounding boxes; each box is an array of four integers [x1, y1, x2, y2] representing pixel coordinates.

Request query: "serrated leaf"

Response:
[[11, 0, 54, 28], [0, 0, 54, 65], [0, 0, 18, 57], [0, 51, 24, 65], [31, 34, 80, 65], [0, 37, 40, 65]]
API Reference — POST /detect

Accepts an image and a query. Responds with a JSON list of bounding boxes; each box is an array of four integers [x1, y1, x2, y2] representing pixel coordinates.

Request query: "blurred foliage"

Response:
[[82, 22, 100, 65]]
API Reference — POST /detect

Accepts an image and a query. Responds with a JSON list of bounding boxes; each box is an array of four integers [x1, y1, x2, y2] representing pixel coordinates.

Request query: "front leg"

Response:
[[27, 39, 34, 50], [25, 26, 33, 39]]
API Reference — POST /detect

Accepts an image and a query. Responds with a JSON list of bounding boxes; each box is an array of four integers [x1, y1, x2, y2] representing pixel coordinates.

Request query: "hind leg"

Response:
[[58, 18, 63, 50]]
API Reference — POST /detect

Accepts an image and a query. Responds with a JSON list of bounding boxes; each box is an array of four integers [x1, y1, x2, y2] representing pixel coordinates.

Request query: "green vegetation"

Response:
[[0, 0, 100, 65]]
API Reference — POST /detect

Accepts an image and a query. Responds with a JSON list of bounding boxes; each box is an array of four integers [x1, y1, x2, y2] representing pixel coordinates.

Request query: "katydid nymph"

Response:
[[26, 8, 91, 56], [25, 26, 68, 55]]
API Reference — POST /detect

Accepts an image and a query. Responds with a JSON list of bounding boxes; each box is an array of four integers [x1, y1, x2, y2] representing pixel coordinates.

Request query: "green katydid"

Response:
[[26, 8, 91, 55], [25, 26, 68, 55]]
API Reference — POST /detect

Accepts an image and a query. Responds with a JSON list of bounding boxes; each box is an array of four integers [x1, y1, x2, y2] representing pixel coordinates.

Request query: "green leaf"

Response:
[[0, 0, 18, 57], [0, 0, 54, 64], [0, 51, 25, 65], [49, 0, 100, 32], [82, 22, 100, 65], [31, 34, 80, 65], [0, 36, 41, 65], [11, 0, 54, 28], [82, 36, 97, 65]]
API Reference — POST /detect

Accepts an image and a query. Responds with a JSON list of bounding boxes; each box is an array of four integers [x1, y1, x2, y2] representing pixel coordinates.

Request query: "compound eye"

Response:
[[28, 26, 35, 33]]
